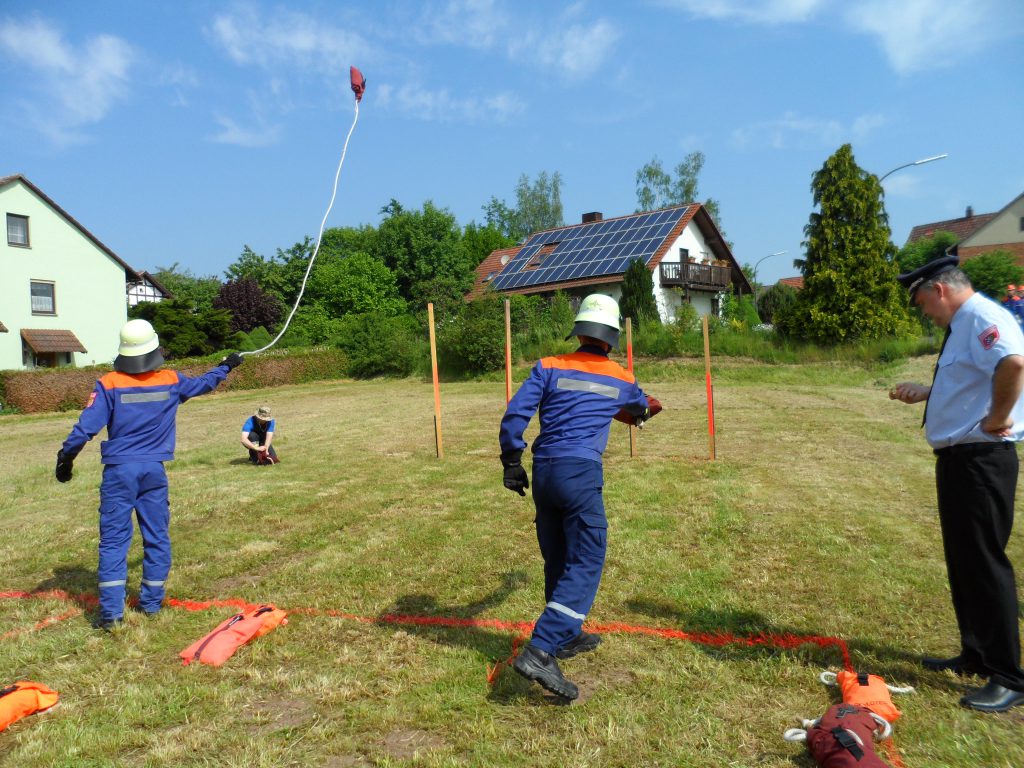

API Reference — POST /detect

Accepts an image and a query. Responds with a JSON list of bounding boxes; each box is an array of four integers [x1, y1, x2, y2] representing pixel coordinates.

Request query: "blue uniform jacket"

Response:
[[62, 366, 229, 464], [500, 344, 650, 463]]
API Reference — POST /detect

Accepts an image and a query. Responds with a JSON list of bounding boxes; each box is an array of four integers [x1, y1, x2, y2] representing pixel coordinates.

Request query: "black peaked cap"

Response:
[[897, 254, 960, 298]]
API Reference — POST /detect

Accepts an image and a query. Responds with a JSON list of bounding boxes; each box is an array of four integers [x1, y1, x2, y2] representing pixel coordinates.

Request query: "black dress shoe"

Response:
[[513, 645, 579, 700], [556, 630, 602, 659], [960, 680, 1024, 712], [921, 654, 984, 675]]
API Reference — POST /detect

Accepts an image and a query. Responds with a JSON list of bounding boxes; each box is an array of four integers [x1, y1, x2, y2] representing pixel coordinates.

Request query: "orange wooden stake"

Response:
[[504, 299, 513, 404], [427, 303, 443, 458], [702, 315, 716, 460], [626, 317, 636, 457]]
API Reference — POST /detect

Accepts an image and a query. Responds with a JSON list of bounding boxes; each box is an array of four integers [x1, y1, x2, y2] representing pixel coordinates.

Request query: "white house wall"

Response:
[[651, 221, 720, 323], [1, 180, 127, 370], [963, 196, 1024, 248]]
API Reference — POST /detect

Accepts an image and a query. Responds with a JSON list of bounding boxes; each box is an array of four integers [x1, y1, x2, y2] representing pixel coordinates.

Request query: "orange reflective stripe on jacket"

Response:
[[179, 605, 288, 667], [0, 681, 59, 732], [835, 670, 901, 723]]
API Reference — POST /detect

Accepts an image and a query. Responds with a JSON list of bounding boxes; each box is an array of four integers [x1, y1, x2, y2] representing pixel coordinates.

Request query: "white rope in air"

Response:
[[241, 99, 361, 356]]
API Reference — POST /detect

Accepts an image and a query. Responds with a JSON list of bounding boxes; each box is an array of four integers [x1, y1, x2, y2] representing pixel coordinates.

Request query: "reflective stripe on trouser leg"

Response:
[[134, 463, 171, 613], [530, 458, 607, 656], [98, 464, 140, 620]]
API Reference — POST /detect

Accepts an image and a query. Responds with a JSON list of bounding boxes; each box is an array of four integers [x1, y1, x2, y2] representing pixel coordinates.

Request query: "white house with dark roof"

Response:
[[127, 270, 173, 306], [1, 174, 140, 370], [468, 204, 751, 322]]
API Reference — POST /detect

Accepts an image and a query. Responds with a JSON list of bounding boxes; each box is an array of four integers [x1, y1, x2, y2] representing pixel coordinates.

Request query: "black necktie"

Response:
[[922, 326, 952, 427]]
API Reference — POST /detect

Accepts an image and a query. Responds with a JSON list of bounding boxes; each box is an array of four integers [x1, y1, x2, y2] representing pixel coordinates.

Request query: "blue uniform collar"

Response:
[[576, 344, 610, 358]]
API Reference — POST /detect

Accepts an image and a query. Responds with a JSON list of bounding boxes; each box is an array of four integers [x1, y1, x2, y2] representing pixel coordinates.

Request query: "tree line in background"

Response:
[[131, 148, 1024, 377]]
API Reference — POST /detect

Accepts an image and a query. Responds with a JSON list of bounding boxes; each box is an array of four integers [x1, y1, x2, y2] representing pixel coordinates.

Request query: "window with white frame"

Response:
[[7, 214, 29, 246], [30, 281, 55, 314]]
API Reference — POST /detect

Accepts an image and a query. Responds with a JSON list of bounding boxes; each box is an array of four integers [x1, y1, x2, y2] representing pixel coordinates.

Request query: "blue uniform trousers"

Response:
[[97, 462, 170, 619], [529, 457, 607, 655]]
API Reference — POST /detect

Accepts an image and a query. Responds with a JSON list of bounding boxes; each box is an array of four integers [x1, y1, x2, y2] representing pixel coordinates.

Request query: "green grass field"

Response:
[[2, 357, 1023, 767]]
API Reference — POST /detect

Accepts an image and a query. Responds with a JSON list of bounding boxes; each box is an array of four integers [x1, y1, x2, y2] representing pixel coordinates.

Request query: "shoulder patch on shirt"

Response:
[[978, 324, 999, 350], [85, 391, 97, 409]]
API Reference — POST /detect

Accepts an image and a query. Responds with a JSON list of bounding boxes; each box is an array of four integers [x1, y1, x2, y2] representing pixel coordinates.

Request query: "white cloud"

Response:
[[210, 113, 282, 147], [731, 110, 886, 149], [507, 13, 620, 81], [414, 1, 619, 81], [843, 0, 1022, 75], [654, 0, 826, 24], [413, 0, 510, 49], [208, 5, 371, 76], [160, 62, 200, 107], [659, 0, 1023, 74], [375, 82, 524, 123], [0, 17, 135, 145]]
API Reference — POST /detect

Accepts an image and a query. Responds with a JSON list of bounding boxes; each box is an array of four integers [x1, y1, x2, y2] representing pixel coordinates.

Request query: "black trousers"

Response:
[[247, 431, 278, 464], [935, 442, 1024, 690]]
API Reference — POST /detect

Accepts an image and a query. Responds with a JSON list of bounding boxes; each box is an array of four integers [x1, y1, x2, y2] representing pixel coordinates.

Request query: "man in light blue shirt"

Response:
[[891, 253, 1024, 712]]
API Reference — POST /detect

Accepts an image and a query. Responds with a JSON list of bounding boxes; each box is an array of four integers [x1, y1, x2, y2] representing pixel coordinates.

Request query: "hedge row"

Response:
[[0, 348, 348, 414]]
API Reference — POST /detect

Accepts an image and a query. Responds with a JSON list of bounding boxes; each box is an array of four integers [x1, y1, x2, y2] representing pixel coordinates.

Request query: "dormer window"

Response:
[[526, 242, 559, 269]]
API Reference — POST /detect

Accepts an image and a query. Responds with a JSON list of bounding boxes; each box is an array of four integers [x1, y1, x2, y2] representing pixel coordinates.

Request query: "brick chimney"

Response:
[[581, 211, 603, 224], [966, 205, 974, 218]]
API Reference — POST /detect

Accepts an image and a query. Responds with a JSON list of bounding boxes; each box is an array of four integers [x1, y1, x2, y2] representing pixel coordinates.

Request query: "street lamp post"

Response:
[[878, 153, 948, 183], [752, 250, 787, 301]]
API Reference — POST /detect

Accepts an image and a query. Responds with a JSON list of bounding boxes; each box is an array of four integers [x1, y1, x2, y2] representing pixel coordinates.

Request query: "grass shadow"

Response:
[[377, 571, 549, 705], [624, 597, 969, 694]]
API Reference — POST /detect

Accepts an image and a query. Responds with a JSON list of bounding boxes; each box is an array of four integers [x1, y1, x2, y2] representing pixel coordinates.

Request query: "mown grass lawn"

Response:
[[1, 356, 1022, 767]]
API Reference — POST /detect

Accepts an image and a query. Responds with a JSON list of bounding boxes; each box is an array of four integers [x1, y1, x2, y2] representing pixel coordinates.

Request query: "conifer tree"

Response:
[[619, 257, 660, 327], [777, 144, 910, 343]]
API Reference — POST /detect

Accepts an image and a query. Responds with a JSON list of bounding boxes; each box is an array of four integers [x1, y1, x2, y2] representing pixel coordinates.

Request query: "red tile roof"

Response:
[[20, 329, 87, 353], [466, 246, 520, 300], [906, 211, 996, 245], [778, 276, 804, 289]]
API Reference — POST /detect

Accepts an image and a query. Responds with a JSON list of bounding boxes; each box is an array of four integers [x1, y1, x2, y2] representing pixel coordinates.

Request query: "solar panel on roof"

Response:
[[489, 205, 691, 292]]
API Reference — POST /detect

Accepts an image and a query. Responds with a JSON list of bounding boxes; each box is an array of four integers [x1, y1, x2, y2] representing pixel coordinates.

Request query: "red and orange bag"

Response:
[[180, 605, 287, 667], [831, 670, 904, 723], [0, 681, 59, 732]]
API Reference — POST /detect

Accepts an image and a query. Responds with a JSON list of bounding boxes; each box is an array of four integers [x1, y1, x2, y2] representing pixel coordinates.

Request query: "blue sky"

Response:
[[3, 0, 1022, 286]]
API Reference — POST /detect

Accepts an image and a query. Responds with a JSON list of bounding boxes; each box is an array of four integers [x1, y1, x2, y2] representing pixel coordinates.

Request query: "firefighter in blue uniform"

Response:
[[500, 294, 661, 699], [55, 319, 243, 629]]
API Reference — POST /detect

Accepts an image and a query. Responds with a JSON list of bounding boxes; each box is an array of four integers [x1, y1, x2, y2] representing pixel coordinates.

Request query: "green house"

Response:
[[1, 174, 140, 371]]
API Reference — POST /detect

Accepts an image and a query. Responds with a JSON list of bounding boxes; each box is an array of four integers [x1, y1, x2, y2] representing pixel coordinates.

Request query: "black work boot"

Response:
[[556, 630, 602, 659], [513, 645, 579, 700]]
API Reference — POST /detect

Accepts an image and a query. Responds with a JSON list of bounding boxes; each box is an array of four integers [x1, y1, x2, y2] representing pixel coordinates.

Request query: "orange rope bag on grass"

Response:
[[0, 682, 59, 732], [820, 670, 913, 724], [180, 605, 287, 666]]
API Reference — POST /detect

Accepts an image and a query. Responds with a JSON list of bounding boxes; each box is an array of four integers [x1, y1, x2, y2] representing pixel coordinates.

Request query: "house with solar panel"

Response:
[[1, 174, 139, 370], [468, 204, 752, 320]]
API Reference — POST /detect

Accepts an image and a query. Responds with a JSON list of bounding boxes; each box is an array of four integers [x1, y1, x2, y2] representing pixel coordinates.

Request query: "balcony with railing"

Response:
[[659, 261, 732, 291]]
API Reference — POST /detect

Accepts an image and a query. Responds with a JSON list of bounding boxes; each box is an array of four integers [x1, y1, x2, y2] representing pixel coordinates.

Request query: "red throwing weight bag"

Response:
[[180, 605, 288, 667], [0, 681, 59, 732]]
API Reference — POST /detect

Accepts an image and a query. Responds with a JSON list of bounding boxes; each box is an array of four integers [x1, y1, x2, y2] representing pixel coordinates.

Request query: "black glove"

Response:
[[55, 449, 76, 483], [220, 352, 244, 371], [501, 450, 529, 497]]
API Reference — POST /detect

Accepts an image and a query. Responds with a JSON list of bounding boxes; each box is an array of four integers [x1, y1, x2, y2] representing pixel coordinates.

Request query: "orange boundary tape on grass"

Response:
[[1, 589, 906, 766], [1, 589, 852, 670]]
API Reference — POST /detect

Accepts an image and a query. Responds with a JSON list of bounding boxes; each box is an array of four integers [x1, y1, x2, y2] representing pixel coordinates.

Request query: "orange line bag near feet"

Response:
[[180, 605, 288, 666], [0, 682, 60, 731]]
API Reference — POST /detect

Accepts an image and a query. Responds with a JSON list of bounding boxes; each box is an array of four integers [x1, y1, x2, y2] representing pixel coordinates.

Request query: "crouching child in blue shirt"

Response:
[[56, 319, 243, 629], [499, 294, 661, 700]]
